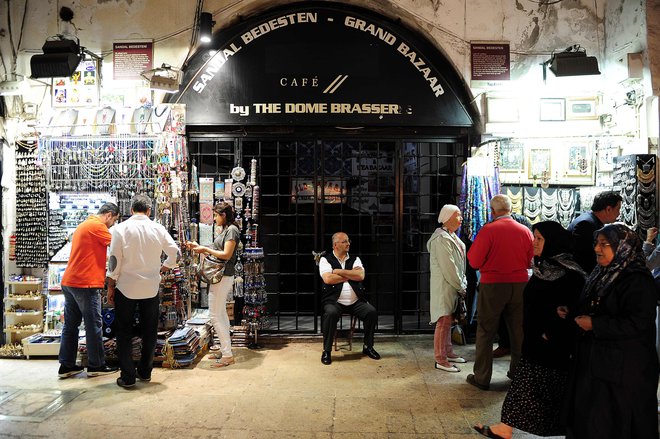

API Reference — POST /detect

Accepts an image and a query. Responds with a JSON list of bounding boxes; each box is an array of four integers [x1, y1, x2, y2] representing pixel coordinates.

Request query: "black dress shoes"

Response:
[[362, 346, 381, 360], [321, 350, 332, 365]]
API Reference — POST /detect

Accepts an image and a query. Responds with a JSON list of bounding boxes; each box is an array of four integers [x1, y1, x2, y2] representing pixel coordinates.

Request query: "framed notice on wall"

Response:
[[113, 40, 153, 81], [471, 41, 510, 87]]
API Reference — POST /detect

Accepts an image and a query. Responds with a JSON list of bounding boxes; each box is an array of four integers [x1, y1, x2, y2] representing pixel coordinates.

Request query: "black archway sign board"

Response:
[[172, 2, 475, 127]]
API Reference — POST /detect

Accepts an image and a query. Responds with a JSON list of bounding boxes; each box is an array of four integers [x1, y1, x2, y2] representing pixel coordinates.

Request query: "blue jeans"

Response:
[[58, 286, 105, 368]]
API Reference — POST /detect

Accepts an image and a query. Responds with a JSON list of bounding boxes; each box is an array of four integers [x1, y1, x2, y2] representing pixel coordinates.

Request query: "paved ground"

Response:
[[0, 336, 570, 438]]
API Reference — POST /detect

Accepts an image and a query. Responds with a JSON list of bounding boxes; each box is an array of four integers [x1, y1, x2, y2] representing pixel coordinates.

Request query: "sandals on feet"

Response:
[[208, 353, 223, 360], [211, 357, 235, 368]]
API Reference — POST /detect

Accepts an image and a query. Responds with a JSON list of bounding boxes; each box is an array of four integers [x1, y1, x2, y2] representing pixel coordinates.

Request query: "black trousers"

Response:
[[322, 299, 377, 352], [114, 289, 160, 383]]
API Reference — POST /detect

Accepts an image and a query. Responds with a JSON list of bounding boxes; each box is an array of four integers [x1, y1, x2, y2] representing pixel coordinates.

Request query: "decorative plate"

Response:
[[231, 166, 246, 181], [232, 182, 246, 197]]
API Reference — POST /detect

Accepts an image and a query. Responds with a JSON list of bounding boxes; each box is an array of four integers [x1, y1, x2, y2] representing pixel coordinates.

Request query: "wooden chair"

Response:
[[334, 314, 359, 351]]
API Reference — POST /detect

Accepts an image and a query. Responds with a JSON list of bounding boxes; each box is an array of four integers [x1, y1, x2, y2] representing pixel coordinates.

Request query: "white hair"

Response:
[[490, 194, 512, 213]]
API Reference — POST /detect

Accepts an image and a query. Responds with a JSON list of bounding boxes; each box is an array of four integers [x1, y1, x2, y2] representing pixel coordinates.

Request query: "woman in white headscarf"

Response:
[[427, 204, 468, 372]]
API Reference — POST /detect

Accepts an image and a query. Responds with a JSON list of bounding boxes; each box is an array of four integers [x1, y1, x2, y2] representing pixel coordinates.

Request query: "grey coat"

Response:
[[427, 228, 467, 323]]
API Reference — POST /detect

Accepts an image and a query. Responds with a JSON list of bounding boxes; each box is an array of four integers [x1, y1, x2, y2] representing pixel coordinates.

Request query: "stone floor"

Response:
[[0, 337, 566, 438]]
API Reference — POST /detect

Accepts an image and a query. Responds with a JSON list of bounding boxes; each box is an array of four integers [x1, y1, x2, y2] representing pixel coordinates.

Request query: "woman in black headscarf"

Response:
[[565, 223, 659, 439], [474, 221, 586, 439]]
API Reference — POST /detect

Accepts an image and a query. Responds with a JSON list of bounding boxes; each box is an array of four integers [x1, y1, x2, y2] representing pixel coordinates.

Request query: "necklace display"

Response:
[[44, 136, 156, 196], [540, 188, 558, 222], [557, 188, 577, 228], [613, 155, 637, 229], [635, 155, 657, 239], [523, 187, 541, 221], [506, 186, 523, 214]]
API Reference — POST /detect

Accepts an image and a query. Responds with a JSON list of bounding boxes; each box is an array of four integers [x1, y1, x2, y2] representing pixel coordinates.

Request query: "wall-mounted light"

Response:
[[0, 76, 29, 96], [199, 12, 215, 44], [141, 64, 182, 93], [542, 45, 600, 82]]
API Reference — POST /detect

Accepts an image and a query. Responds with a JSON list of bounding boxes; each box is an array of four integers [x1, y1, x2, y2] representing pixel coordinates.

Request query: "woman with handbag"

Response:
[[474, 221, 585, 439], [427, 204, 468, 372], [186, 202, 241, 367]]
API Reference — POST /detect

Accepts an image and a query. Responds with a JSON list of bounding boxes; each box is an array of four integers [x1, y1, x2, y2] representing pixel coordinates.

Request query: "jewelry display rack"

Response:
[[505, 185, 580, 227], [613, 154, 656, 240], [15, 142, 49, 268], [10, 107, 195, 359], [42, 136, 157, 197]]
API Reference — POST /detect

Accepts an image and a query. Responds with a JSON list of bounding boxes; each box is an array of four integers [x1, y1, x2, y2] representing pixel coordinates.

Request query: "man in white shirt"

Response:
[[106, 195, 179, 388], [318, 232, 379, 365]]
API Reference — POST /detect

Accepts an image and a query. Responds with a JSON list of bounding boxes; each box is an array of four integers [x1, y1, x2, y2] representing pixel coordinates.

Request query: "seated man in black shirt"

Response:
[[318, 232, 380, 365]]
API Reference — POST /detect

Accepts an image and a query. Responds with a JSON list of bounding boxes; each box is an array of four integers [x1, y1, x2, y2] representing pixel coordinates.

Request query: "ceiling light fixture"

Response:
[[141, 64, 182, 93], [199, 12, 215, 44]]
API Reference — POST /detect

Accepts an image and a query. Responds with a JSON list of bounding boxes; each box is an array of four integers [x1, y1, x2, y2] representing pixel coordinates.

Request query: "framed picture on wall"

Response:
[[539, 98, 565, 121], [567, 98, 598, 120], [567, 143, 592, 176], [486, 97, 519, 123], [597, 145, 620, 172], [498, 141, 525, 172], [528, 149, 552, 179]]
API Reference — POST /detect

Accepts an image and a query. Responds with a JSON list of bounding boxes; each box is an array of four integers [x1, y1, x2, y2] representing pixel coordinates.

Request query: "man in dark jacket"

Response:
[[567, 191, 622, 273], [318, 232, 379, 365]]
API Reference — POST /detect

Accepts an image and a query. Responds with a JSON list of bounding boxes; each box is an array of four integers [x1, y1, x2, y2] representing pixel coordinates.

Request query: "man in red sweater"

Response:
[[58, 203, 120, 378], [466, 194, 533, 390]]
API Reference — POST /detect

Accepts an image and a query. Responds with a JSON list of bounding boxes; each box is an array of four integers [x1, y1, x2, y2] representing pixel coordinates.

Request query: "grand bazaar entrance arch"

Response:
[[171, 1, 480, 334]]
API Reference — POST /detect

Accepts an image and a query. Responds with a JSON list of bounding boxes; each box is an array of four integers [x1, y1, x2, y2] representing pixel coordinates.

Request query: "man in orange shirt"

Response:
[[58, 203, 120, 378]]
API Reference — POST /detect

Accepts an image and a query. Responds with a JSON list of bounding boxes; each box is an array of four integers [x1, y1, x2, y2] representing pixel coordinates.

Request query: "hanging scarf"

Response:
[[582, 223, 649, 303]]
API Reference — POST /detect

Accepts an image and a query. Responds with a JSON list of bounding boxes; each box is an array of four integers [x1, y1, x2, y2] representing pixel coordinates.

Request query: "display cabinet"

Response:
[[4, 280, 44, 344]]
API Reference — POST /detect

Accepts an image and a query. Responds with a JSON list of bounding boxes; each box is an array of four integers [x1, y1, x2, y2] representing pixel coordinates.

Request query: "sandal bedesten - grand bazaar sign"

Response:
[[173, 2, 474, 127]]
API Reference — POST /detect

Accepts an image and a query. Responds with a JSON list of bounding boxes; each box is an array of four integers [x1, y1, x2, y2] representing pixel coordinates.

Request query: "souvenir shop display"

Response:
[[8, 105, 199, 360], [15, 142, 49, 267], [613, 154, 657, 240]]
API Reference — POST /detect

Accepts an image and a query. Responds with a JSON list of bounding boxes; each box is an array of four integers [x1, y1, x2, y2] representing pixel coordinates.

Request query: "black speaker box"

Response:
[[42, 39, 79, 54], [30, 53, 81, 78], [549, 52, 600, 76]]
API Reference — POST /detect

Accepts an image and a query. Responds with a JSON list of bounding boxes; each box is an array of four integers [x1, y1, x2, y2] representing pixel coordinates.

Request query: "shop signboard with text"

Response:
[[172, 3, 474, 127]]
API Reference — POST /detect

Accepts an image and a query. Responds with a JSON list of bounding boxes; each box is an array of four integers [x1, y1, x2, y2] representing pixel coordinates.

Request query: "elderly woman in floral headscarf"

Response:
[[474, 221, 585, 439], [565, 223, 659, 439], [427, 204, 468, 372]]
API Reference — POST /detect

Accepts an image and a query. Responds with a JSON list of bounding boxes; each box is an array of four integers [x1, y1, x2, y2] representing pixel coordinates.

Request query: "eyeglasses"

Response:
[[593, 241, 612, 249]]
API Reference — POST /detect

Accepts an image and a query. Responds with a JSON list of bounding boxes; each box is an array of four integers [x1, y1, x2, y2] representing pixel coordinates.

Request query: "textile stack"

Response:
[[163, 326, 201, 368]]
